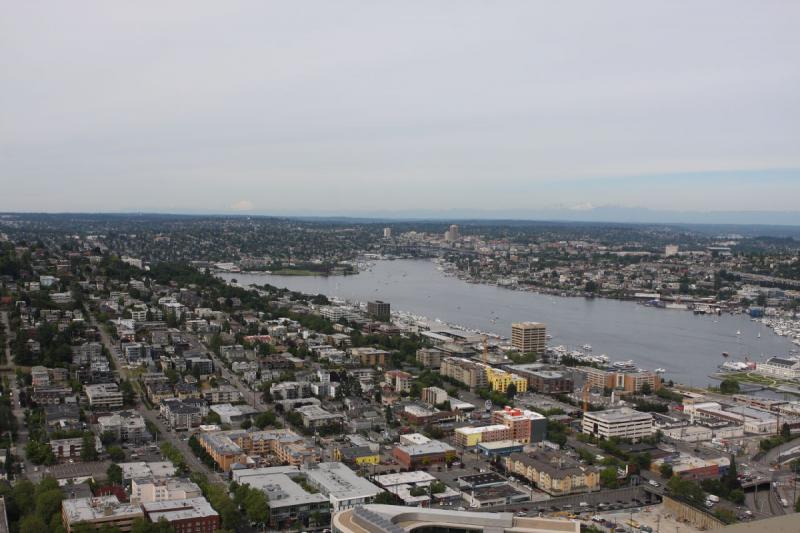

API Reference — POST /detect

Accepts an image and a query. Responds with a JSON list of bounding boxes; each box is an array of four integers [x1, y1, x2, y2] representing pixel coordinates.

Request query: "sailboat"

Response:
[[757, 332, 761, 338], [736, 330, 741, 336]]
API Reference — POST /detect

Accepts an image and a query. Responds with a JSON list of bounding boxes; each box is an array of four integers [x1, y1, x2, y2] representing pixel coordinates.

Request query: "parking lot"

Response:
[[588, 504, 706, 533]]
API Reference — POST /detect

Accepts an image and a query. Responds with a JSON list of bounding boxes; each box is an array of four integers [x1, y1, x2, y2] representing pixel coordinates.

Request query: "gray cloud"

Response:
[[1, 1, 799, 214]]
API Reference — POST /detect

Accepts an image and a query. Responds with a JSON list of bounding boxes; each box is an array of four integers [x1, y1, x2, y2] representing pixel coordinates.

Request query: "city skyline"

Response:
[[3, 2, 799, 217]]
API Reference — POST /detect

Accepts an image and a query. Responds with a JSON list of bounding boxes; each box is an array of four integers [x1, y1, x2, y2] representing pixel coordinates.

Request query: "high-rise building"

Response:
[[445, 224, 460, 242], [383, 227, 392, 238], [367, 300, 390, 321], [511, 322, 546, 354]]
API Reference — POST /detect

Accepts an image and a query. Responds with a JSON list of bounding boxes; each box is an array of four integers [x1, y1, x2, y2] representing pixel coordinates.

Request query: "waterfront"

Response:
[[222, 259, 796, 385]]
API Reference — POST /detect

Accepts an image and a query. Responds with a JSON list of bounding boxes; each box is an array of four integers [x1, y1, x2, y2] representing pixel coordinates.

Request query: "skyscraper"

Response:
[[511, 322, 546, 354]]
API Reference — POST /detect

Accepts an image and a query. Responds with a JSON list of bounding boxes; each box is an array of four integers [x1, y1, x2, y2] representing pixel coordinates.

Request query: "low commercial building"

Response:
[[334, 446, 380, 466], [582, 407, 654, 442], [295, 404, 344, 429], [61, 495, 144, 533], [453, 424, 511, 448], [392, 435, 456, 469], [84, 383, 124, 410], [505, 451, 600, 496], [477, 440, 525, 458], [141, 498, 220, 533], [233, 464, 377, 526], [209, 403, 258, 425], [301, 462, 383, 512], [684, 401, 781, 434], [652, 454, 729, 482]]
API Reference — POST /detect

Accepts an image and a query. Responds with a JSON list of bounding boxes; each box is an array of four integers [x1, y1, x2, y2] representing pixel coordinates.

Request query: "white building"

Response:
[[582, 407, 654, 442], [85, 383, 124, 410], [130, 478, 202, 504], [756, 357, 800, 380]]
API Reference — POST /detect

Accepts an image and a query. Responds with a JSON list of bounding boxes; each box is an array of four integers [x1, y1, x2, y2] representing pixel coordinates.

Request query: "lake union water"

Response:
[[222, 259, 795, 385]]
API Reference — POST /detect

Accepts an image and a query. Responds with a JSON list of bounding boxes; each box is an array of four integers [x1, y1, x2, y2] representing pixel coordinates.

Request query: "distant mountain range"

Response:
[[251, 206, 800, 226]]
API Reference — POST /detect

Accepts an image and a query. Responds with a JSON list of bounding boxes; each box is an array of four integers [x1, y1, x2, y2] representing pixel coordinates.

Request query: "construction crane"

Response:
[[582, 382, 591, 412]]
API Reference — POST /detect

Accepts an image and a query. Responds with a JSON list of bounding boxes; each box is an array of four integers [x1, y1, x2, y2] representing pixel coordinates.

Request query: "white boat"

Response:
[[582, 344, 592, 351], [654, 368, 666, 374], [736, 330, 741, 335]]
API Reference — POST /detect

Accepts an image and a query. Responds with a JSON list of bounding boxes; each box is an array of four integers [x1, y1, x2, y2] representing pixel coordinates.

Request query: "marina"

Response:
[[221, 259, 797, 385]]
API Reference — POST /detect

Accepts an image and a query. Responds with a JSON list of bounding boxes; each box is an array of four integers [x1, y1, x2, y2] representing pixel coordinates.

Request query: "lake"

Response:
[[221, 259, 795, 385]]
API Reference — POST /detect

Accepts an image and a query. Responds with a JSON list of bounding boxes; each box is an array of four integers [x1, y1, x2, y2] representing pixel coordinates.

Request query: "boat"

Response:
[[582, 344, 592, 351], [736, 330, 741, 336], [722, 352, 729, 358], [757, 332, 761, 338], [654, 368, 666, 374]]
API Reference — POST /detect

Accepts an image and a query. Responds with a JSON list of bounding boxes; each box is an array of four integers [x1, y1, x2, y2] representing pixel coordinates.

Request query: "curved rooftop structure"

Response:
[[333, 504, 580, 533]]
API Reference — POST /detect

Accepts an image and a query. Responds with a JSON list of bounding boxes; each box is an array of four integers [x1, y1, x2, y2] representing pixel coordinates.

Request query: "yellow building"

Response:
[[486, 367, 528, 394], [333, 446, 380, 465]]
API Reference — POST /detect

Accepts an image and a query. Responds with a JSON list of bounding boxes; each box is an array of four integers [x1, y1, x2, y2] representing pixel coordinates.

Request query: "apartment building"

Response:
[[580, 367, 661, 393], [485, 367, 528, 394], [505, 451, 600, 496], [440, 357, 488, 391], [491, 406, 547, 444]]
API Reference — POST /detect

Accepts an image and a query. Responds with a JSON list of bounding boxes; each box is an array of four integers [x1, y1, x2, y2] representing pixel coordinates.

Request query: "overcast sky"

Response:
[[2, 1, 799, 216]]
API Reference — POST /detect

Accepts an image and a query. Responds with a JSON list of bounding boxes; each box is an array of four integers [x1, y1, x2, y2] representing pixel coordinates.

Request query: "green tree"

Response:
[[374, 492, 398, 504], [80, 432, 98, 461], [659, 463, 673, 479], [640, 382, 652, 395], [35, 488, 64, 523], [107, 463, 123, 485], [723, 455, 740, 491], [107, 445, 125, 462], [719, 379, 740, 394], [13, 479, 36, 514], [19, 515, 47, 533], [506, 383, 517, 400], [600, 467, 619, 488]]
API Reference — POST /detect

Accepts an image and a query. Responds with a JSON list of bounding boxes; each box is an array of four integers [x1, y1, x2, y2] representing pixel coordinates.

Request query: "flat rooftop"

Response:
[[142, 497, 218, 521], [584, 407, 652, 423], [372, 471, 436, 487], [62, 496, 143, 524], [303, 463, 382, 500]]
